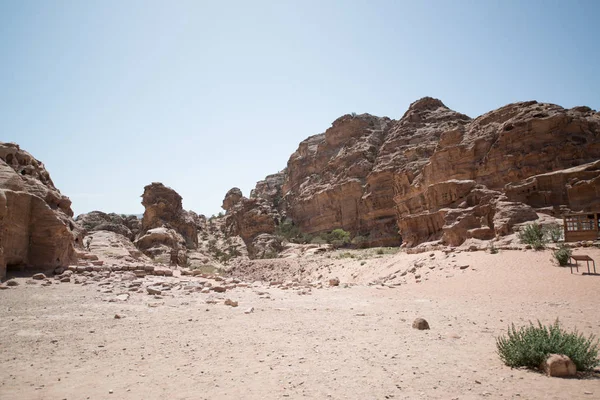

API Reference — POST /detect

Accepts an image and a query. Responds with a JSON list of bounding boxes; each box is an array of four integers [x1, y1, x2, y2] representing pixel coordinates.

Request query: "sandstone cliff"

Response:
[[0, 142, 82, 278], [222, 187, 281, 258], [243, 98, 600, 248]]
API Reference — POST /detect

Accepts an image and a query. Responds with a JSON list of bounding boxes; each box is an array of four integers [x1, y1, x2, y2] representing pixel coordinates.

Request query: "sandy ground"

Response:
[[1, 248, 600, 400]]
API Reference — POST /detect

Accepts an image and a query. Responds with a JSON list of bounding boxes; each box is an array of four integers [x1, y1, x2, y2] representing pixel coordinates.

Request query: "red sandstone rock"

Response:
[[0, 142, 83, 278]]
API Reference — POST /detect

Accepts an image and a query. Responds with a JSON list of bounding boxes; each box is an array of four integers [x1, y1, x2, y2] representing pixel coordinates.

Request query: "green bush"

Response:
[[489, 242, 498, 254], [310, 236, 328, 245], [554, 244, 572, 266], [544, 223, 563, 243], [351, 235, 368, 249], [518, 223, 547, 250], [496, 320, 600, 371]]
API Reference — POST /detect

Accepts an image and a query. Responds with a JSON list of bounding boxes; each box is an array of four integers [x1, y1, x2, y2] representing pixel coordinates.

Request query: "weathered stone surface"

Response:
[[222, 189, 280, 257], [281, 113, 398, 246], [222, 187, 243, 212], [394, 101, 600, 246], [135, 183, 200, 264], [0, 142, 83, 278], [140, 183, 198, 249], [250, 171, 286, 207], [412, 318, 430, 330], [249, 233, 283, 259], [541, 354, 577, 377], [76, 211, 140, 241], [239, 99, 600, 248], [85, 230, 149, 263]]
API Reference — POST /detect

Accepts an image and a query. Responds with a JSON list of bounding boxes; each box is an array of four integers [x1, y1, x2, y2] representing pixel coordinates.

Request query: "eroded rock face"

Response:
[[84, 230, 148, 263], [281, 113, 397, 246], [250, 171, 286, 208], [136, 183, 199, 264], [395, 101, 600, 246], [0, 142, 82, 278], [235, 99, 600, 248], [224, 198, 279, 244], [76, 211, 141, 241], [140, 183, 198, 249], [222, 187, 243, 212]]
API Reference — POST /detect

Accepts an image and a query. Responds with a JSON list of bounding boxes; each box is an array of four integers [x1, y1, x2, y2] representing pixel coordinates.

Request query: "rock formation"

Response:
[[135, 183, 199, 264], [242, 98, 600, 248], [395, 101, 600, 246], [0, 142, 82, 278], [76, 211, 141, 241], [222, 188, 280, 258]]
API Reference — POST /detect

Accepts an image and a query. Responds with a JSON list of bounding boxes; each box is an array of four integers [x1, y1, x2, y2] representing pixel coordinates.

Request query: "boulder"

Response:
[[541, 354, 577, 377], [412, 318, 430, 330]]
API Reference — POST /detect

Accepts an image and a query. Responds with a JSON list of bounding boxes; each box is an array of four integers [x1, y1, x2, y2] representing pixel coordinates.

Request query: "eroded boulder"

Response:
[[0, 142, 83, 278]]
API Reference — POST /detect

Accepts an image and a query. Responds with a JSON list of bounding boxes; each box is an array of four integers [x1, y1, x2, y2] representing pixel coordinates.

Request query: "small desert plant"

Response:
[[338, 252, 355, 259], [496, 320, 600, 371], [376, 248, 385, 255], [554, 244, 572, 266], [518, 223, 547, 250], [329, 229, 351, 248], [544, 223, 563, 243], [489, 242, 499, 254]]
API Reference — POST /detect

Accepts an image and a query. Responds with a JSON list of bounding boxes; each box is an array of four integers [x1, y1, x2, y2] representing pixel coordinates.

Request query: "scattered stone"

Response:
[[412, 318, 430, 330], [146, 286, 162, 295], [60, 276, 71, 283], [0, 284, 8, 290], [224, 299, 238, 307], [114, 314, 122, 319], [211, 286, 226, 293], [459, 265, 470, 270], [244, 307, 254, 314], [32, 273, 46, 280], [6, 280, 19, 287], [329, 278, 340, 287], [541, 354, 577, 377]]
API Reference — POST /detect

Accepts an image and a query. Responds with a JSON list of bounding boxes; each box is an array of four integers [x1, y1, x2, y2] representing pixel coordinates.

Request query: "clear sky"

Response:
[[1, 0, 598, 217]]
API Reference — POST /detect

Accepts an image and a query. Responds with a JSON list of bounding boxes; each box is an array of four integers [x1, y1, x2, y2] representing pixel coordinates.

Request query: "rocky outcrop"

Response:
[[505, 160, 600, 212], [222, 188, 280, 257], [240, 99, 600, 248], [395, 101, 600, 246], [222, 187, 243, 212], [139, 183, 198, 248], [0, 142, 82, 278], [84, 230, 148, 263], [76, 211, 141, 241], [135, 183, 199, 264], [250, 171, 286, 208], [281, 113, 397, 246]]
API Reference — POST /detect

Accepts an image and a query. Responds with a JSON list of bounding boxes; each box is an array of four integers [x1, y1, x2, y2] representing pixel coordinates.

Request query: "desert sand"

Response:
[[1, 248, 599, 400]]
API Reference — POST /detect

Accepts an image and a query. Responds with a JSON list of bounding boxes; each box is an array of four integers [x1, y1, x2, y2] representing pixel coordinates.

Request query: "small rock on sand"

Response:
[[224, 299, 238, 307], [412, 318, 430, 330]]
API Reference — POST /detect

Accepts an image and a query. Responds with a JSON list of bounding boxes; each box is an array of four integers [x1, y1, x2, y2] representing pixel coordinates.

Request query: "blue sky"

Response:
[[1, 0, 598, 216]]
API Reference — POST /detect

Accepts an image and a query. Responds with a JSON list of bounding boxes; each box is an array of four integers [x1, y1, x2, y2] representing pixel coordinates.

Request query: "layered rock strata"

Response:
[[0, 142, 82, 278], [244, 99, 600, 247]]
